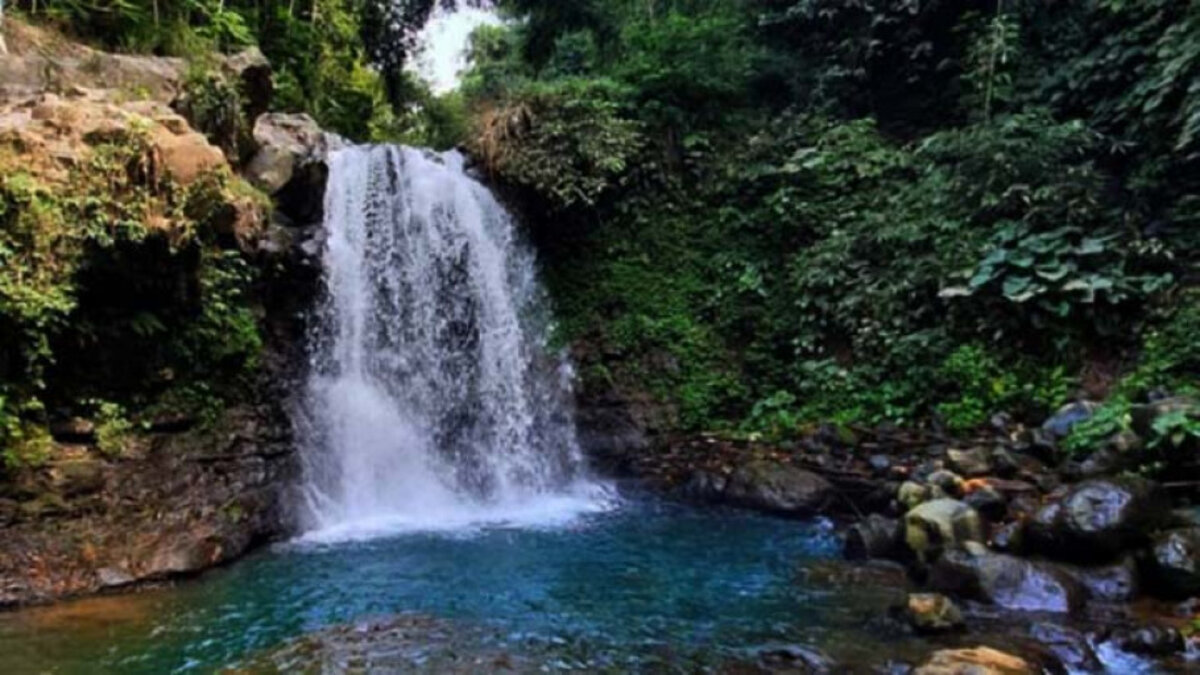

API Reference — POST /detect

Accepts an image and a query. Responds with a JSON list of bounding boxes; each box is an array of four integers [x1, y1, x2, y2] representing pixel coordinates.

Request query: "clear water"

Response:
[[0, 498, 898, 674]]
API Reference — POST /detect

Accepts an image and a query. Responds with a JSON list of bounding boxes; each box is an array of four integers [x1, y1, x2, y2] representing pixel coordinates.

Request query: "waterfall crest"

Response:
[[298, 146, 607, 540]]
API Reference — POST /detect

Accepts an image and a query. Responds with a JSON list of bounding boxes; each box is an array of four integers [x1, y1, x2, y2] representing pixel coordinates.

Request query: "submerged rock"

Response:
[[914, 646, 1034, 675], [904, 499, 984, 563], [931, 543, 1085, 613], [723, 461, 836, 516]]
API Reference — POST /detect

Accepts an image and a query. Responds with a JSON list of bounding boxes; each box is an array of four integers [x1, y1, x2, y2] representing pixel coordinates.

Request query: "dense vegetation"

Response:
[[0, 127, 266, 469], [460, 0, 1199, 442], [2, 0, 1197, 469]]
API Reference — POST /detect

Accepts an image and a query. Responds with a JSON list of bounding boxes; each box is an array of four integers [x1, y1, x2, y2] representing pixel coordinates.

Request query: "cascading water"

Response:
[[298, 145, 608, 539]]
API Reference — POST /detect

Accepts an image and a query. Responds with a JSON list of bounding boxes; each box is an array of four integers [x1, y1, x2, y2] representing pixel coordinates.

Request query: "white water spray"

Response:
[[298, 146, 608, 541]]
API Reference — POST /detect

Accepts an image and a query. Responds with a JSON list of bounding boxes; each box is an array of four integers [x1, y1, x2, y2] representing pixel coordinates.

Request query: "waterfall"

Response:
[[298, 146, 607, 540]]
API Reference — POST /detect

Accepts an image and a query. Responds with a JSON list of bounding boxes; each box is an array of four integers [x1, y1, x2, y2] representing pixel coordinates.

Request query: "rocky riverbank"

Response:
[[592, 394, 1200, 671]]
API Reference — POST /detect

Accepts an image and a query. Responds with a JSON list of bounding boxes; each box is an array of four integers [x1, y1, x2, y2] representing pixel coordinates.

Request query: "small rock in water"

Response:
[[904, 593, 965, 634]]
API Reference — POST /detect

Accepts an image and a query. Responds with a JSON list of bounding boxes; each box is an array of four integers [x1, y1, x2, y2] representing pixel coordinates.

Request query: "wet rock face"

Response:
[[930, 544, 1085, 614], [723, 461, 836, 516], [1030, 477, 1168, 561], [0, 402, 298, 608], [1146, 528, 1200, 598]]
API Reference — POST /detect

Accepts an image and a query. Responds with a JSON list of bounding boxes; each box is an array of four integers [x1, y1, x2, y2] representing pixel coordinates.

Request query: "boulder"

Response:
[[1042, 401, 1099, 438], [904, 499, 984, 563], [245, 113, 339, 225], [724, 461, 835, 515], [931, 543, 1085, 613], [1030, 477, 1168, 561], [947, 447, 993, 477], [914, 647, 1034, 675], [905, 593, 965, 634], [844, 514, 903, 561], [1146, 528, 1200, 599]]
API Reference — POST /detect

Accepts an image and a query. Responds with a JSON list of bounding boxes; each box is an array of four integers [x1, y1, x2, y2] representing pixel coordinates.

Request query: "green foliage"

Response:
[[934, 344, 1069, 432], [178, 64, 248, 158], [1123, 290, 1200, 396], [465, 1, 1195, 436], [0, 126, 263, 464], [472, 78, 642, 211], [1063, 397, 1132, 455], [91, 399, 132, 458], [1150, 406, 1200, 452]]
